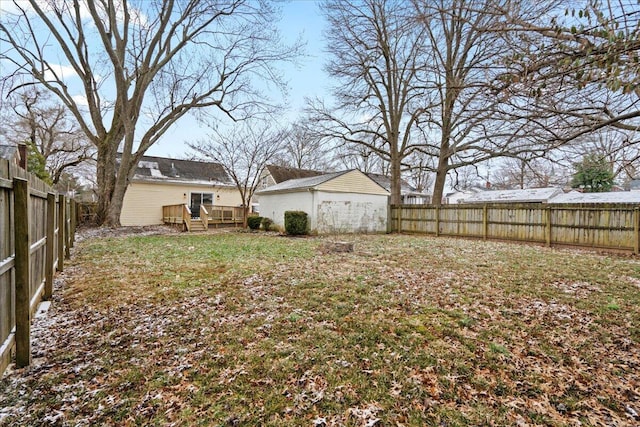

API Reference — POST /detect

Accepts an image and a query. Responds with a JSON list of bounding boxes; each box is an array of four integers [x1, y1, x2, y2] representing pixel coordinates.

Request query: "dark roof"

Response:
[[266, 164, 324, 184], [118, 154, 231, 184]]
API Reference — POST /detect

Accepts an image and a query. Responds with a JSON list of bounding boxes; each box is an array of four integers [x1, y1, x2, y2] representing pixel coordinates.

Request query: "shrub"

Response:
[[261, 217, 274, 231], [247, 216, 263, 230], [284, 211, 309, 235]]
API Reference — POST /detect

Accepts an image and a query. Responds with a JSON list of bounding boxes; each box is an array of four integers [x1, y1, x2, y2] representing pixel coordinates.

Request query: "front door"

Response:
[[190, 192, 213, 218]]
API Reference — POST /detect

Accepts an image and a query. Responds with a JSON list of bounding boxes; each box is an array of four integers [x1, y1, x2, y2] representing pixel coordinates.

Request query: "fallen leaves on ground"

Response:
[[0, 228, 638, 426]]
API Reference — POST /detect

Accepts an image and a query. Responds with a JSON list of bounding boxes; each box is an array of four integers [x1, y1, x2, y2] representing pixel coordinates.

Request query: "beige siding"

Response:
[[121, 181, 243, 226], [317, 170, 388, 195]]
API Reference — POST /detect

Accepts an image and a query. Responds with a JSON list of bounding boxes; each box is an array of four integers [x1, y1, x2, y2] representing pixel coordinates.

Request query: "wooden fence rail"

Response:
[[390, 203, 640, 253], [0, 159, 76, 375]]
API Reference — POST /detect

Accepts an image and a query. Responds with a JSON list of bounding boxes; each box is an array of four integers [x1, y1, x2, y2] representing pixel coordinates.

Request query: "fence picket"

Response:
[[391, 203, 639, 253]]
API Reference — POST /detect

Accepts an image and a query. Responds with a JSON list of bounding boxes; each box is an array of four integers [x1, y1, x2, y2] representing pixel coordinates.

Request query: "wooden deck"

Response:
[[162, 204, 246, 231]]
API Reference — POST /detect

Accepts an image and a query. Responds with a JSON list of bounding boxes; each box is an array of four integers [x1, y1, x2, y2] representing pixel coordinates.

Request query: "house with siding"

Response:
[[119, 155, 242, 226], [459, 187, 563, 204], [256, 169, 389, 234]]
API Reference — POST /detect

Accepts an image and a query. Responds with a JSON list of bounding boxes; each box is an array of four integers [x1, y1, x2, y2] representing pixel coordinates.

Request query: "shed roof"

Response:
[[256, 169, 388, 195], [461, 187, 563, 204], [118, 154, 232, 186], [549, 191, 640, 204]]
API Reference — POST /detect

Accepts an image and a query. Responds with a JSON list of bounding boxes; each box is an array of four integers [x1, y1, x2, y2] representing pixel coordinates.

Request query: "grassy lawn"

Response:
[[1, 230, 639, 426]]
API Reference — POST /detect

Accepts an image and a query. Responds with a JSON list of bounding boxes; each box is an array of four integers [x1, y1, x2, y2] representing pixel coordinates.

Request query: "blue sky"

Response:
[[147, 0, 330, 158]]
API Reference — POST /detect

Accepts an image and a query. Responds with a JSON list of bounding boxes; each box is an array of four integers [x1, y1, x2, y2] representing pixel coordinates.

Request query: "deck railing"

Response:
[[162, 204, 246, 230], [200, 205, 209, 229], [203, 204, 245, 226]]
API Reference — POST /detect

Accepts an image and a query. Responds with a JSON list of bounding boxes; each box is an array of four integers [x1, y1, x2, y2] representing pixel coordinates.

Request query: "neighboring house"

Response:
[[258, 164, 324, 191], [549, 191, 640, 204], [443, 190, 478, 204], [0, 143, 26, 169], [459, 187, 564, 204], [119, 155, 242, 226], [365, 172, 431, 204], [256, 169, 390, 234]]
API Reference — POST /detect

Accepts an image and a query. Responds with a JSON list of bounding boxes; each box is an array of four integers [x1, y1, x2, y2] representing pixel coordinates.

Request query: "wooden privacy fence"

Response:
[[0, 159, 76, 375], [390, 203, 640, 253]]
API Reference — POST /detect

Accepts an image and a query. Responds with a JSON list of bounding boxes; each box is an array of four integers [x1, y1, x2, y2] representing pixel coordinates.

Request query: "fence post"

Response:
[[45, 192, 56, 300], [14, 178, 31, 368], [634, 207, 639, 255], [70, 199, 76, 247], [545, 206, 552, 247], [387, 203, 393, 233], [64, 198, 71, 259], [58, 194, 65, 271], [435, 206, 440, 237], [483, 204, 488, 240]]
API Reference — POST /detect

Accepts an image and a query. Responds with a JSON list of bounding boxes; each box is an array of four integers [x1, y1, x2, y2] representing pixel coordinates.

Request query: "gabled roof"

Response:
[[549, 191, 640, 204], [265, 164, 324, 184], [118, 154, 232, 185], [256, 169, 389, 195], [257, 170, 348, 193], [461, 187, 563, 204]]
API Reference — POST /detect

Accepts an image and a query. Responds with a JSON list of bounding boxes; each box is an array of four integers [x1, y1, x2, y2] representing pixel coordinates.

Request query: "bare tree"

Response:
[[0, 0, 300, 225], [411, 0, 559, 205], [3, 89, 94, 184], [491, 156, 568, 189], [188, 122, 286, 227], [273, 119, 336, 171], [497, 0, 640, 145], [311, 0, 432, 205]]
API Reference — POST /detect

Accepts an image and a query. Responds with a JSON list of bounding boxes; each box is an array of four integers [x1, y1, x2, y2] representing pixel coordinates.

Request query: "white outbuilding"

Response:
[[255, 169, 390, 234]]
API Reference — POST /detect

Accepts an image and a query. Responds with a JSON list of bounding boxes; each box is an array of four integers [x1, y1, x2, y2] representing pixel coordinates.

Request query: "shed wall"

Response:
[[258, 191, 314, 230], [315, 191, 388, 233], [317, 170, 388, 195]]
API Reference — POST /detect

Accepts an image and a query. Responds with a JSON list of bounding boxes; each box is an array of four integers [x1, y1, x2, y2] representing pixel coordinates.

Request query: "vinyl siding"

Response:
[[121, 181, 242, 226], [317, 170, 388, 195]]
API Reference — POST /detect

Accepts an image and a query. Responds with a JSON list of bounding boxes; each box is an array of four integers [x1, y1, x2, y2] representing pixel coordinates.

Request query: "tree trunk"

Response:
[[432, 155, 449, 206], [95, 142, 117, 225], [389, 153, 402, 206]]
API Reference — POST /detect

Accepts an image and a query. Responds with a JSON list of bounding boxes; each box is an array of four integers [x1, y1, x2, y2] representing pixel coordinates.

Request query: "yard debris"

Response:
[[0, 230, 638, 425], [319, 241, 354, 254]]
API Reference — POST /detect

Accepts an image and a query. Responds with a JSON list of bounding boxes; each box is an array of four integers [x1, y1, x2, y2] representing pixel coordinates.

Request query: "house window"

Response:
[[190, 192, 214, 217]]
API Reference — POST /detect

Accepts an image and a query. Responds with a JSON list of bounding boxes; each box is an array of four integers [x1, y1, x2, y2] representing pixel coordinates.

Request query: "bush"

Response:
[[261, 217, 274, 231], [247, 216, 263, 230], [284, 211, 309, 235]]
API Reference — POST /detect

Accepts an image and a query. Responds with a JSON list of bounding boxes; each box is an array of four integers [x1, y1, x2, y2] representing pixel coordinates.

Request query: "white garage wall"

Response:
[[258, 191, 314, 230], [315, 191, 388, 233]]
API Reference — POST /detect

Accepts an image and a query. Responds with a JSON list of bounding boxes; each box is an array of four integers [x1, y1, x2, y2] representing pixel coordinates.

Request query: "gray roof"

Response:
[[461, 187, 563, 204], [0, 144, 18, 161], [365, 172, 416, 194], [256, 170, 349, 194], [118, 154, 232, 185], [549, 191, 640, 204]]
